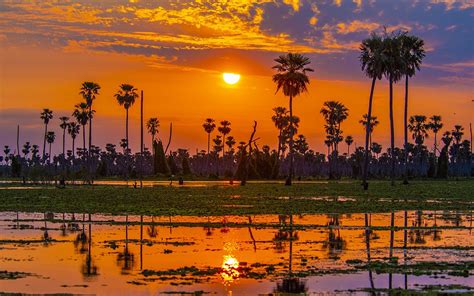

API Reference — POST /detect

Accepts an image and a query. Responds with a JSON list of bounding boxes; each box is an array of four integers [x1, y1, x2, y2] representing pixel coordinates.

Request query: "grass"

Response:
[[0, 180, 472, 216]]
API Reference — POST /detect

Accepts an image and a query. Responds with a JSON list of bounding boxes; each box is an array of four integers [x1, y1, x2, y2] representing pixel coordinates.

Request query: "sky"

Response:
[[0, 0, 473, 155]]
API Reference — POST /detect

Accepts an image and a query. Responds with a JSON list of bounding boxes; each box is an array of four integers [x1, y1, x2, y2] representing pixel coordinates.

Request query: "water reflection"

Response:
[[116, 215, 135, 274], [0, 211, 472, 295]]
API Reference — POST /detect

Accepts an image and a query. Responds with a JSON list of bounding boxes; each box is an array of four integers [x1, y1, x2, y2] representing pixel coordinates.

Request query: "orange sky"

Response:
[[0, 1, 472, 155]]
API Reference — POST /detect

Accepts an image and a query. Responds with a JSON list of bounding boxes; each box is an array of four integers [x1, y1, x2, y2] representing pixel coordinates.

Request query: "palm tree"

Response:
[[40, 108, 53, 160], [345, 135, 353, 155], [146, 118, 160, 147], [320, 101, 349, 154], [202, 118, 216, 173], [400, 33, 426, 184], [383, 31, 404, 186], [272, 107, 289, 160], [79, 82, 101, 155], [218, 120, 231, 156], [46, 131, 56, 162], [428, 115, 443, 156], [225, 136, 236, 154], [359, 114, 379, 147], [360, 32, 385, 190], [408, 115, 429, 147], [272, 53, 314, 185], [72, 102, 90, 152], [320, 101, 349, 179], [115, 84, 139, 150], [22, 142, 31, 159], [67, 122, 80, 159], [59, 116, 69, 156]]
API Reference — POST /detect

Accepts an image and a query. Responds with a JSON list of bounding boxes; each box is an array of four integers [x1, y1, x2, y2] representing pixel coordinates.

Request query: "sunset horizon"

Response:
[[0, 1, 473, 295]]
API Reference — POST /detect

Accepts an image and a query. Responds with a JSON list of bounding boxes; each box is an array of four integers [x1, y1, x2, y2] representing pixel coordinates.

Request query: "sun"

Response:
[[223, 73, 240, 85]]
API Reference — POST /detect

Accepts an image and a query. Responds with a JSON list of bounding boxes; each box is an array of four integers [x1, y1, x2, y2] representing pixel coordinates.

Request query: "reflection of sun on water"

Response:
[[221, 255, 240, 284]]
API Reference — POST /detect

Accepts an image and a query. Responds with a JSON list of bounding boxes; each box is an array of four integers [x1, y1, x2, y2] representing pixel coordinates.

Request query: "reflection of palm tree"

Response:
[[116, 215, 135, 274], [74, 214, 88, 254], [389, 211, 395, 259], [274, 214, 307, 294], [247, 216, 257, 252], [272, 215, 298, 254], [42, 212, 51, 244], [82, 214, 98, 278], [147, 216, 158, 238], [364, 213, 375, 290], [323, 214, 345, 259], [60, 213, 67, 237], [409, 210, 426, 244]]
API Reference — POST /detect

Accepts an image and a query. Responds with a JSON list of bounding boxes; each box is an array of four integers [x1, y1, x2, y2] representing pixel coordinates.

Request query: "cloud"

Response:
[[336, 20, 380, 34]]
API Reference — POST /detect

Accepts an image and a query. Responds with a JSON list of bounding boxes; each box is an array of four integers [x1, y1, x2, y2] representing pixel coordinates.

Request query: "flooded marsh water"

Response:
[[0, 211, 473, 295]]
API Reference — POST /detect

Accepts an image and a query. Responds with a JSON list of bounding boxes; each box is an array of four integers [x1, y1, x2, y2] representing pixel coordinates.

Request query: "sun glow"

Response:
[[221, 255, 240, 284], [223, 73, 241, 85]]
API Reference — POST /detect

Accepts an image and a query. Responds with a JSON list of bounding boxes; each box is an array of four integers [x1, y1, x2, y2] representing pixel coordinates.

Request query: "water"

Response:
[[1, 211, 472, 295]]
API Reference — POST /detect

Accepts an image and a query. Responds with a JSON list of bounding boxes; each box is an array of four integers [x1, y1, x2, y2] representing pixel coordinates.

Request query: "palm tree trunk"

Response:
[[82, 124, 86, 152], [72, 137, 75, 159], [389, 210, 395, 258], [43, 123, 48, 160], [140, 90, 144, 154], [48, 143, 52, 164], [207, 133, 210, 175], [362, 77, 376, 190], [222, 134, 226, 157], [62, 128, 66, 156], [389, 76, 396, 186], [126, 108, 129, 150], [88, 108, 92, 155], [286, 95, 294, 186], [403, 75, 409, 185]]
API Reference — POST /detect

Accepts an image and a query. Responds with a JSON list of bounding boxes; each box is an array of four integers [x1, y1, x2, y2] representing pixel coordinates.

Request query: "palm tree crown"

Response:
[[202, 118, 216, 134], [80, 82, 101, 107], [40, 109, 54, 124], [272, 53, 314, 97], [146, 118, 160, 143], [115, 84, 139, 109], [400, 34, 426, 78], [359, 33, 385, 80]]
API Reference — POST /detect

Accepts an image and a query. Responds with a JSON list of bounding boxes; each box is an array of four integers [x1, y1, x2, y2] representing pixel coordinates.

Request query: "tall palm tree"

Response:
[[383, 31, 404, 186], [225, 135, 236, 154], [72, 102, 90, 152], [272, 106, 289, 160], [46, 131, 56, 162], [408, 115, 429, 147], [360, 33, 385, 190], [345, 135, 353, 155], [320, 101, 349, 154], [359, 114, 379, 147], [40, 108, 53, 160], [67, 122, 80, 159], [59, 116, 69, 156], [202, 118, 216, 172], [272, 53, 314, 185], [115, 84, 139, 150], [428, 115, 443, 156], [320, 101, 349, 179], [218, 120, 231, 157], [400, 33, 425, 184], [146, 118, 160, 147], [80, 82, 101, 155]]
